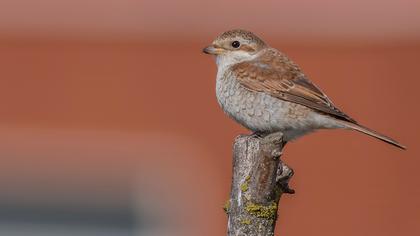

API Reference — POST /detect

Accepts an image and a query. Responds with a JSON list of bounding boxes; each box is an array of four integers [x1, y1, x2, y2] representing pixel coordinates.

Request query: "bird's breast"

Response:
[[215, 68, 284, 132], [214, 67, 334, 140]]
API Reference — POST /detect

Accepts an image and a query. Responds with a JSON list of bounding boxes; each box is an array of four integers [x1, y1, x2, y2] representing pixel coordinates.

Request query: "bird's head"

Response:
[[203, 29, 267, 66]]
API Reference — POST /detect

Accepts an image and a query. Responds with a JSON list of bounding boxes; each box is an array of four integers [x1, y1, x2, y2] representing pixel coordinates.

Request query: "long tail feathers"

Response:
[[339, 121, 406, 150]]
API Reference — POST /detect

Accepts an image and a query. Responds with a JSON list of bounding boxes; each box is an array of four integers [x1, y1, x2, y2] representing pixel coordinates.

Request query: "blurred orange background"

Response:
[[0, 0, 419, 235]]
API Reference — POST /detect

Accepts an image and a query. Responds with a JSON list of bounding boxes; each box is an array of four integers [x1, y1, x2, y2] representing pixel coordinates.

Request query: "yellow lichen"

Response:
[[240, 182, 249, 192], [241, 218, 251, 225], [245, 202, 278, 219], [223, 200, 231, 213], [240, 175, 251, 192]]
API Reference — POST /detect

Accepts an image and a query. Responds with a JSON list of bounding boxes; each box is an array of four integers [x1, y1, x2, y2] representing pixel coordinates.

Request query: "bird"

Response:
[[203, 29, 405, 149]]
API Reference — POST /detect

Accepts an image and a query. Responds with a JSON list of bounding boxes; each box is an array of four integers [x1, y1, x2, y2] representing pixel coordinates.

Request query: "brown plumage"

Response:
[[231, 48, 356, 123], [203, 29, 405, 149]]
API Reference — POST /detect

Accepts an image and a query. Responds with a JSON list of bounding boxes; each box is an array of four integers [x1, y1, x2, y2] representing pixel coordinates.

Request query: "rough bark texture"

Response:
[[226, 132, 294, 236]]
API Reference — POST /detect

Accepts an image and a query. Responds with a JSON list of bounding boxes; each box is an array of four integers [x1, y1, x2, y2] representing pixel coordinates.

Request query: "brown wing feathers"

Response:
[[231, 49, 356, 123]]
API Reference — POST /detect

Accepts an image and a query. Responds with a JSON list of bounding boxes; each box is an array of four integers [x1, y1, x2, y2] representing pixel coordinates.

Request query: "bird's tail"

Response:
[[338, 120, 406, 150]]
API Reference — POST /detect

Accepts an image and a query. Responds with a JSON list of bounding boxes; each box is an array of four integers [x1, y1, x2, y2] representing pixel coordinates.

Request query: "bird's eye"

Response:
[[231, 41, 241, 48]]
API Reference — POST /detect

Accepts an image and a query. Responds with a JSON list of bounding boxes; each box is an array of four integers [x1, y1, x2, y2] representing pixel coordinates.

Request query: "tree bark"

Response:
[[226, 132, 294, 236]]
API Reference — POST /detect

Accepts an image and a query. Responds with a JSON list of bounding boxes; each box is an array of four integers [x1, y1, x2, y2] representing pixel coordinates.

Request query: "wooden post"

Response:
[[226, 132, 294, 236]]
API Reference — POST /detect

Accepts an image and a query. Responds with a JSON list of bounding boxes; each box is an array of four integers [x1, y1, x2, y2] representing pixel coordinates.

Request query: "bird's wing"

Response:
[[230, 49, 356, 123]]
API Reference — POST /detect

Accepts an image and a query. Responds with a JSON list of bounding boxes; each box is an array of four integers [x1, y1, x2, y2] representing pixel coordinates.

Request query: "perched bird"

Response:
[[203, 29, 405, 149]]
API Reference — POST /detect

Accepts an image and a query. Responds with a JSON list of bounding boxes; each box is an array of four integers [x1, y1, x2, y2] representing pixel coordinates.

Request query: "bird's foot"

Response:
[[251, 131, 266, 138], [260, 132, 287, 158]]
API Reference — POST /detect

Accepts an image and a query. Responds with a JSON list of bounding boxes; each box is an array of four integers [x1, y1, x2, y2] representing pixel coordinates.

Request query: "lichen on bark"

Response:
[[226, 132, 294, 236]]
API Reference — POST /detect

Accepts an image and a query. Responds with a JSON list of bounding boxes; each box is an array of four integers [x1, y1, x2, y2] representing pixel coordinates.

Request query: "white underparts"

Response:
[[215, 58, 343, 141]]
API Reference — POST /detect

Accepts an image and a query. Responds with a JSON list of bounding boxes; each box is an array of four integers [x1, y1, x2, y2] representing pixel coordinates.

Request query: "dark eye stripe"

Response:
[[240, 45, 256, 52]]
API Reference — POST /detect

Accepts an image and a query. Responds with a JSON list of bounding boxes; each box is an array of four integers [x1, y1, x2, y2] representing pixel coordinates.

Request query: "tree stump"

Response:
[[226, 132, 294, 236]]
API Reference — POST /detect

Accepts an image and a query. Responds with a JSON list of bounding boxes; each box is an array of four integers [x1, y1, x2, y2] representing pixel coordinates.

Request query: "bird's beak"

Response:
[[202, 45, 224, 55]]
